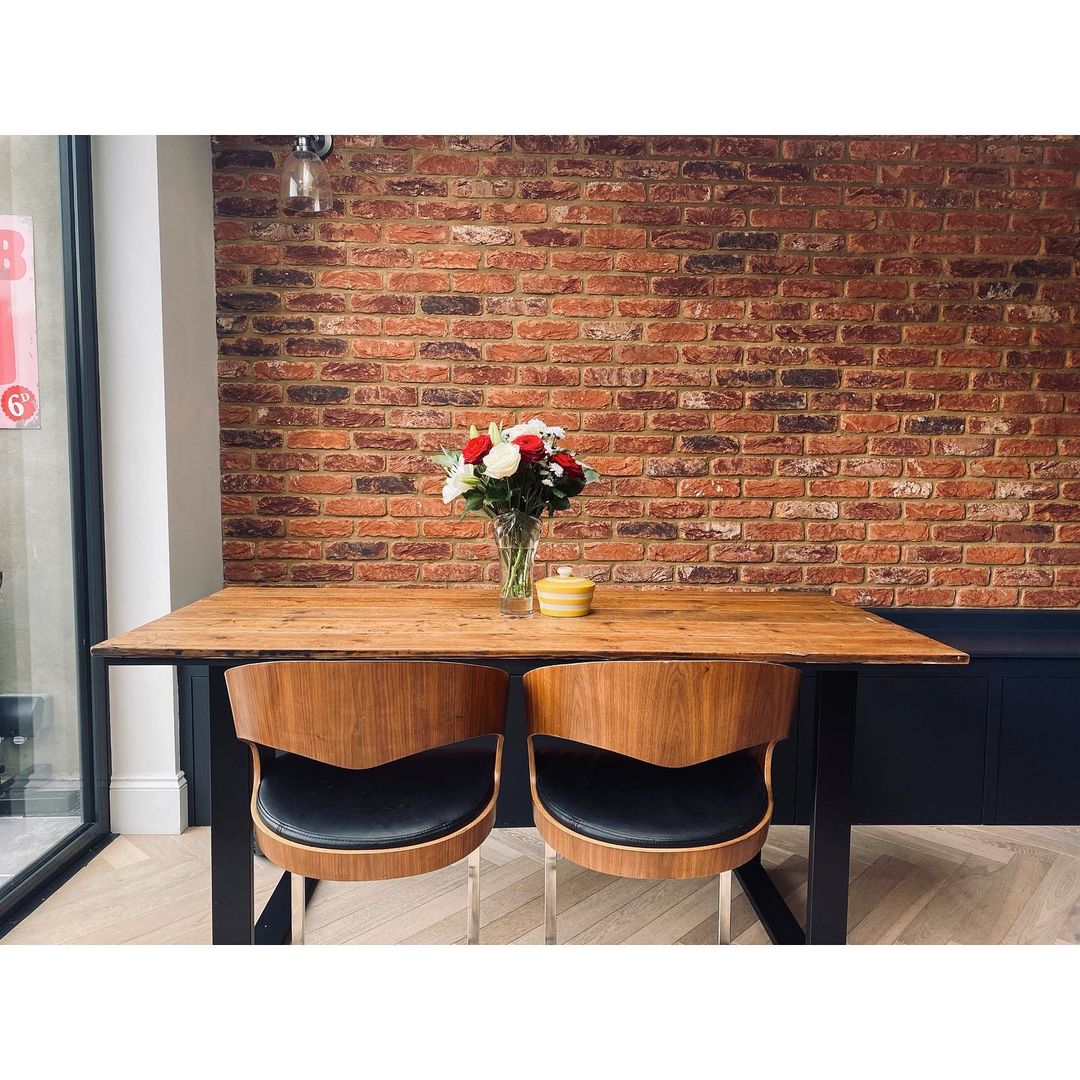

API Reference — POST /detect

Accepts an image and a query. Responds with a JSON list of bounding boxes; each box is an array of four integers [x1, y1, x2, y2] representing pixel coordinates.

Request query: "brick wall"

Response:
[[212, 135, 1080, 607]]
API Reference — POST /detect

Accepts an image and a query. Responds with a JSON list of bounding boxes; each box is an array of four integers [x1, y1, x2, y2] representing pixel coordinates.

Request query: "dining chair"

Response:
[[225, 660, 508, 944], [524, 659, 800, 944]]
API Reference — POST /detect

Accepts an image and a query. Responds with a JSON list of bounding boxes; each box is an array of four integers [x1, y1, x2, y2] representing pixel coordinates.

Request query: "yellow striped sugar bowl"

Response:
[[536, 566, 595, 618]]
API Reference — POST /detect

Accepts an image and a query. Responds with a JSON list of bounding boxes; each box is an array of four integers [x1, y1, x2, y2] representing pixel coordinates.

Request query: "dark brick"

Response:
[[516, 136, 579, 153], [221, 429, 283, 448], [684, 254, 745, 274], [781, 368, 840, 388], [215, 196, 278, 217], [617, 521, 678, 540], [219, 291, 280, 312], [420, 387, 483, 406], [420, 295, 481, 315], [353, 477, 416, 494], [778, 415, 838, 433], [681, 435, 740, 454], [219, 337, 279, 357], [215, 149, 277, 168], [253, 268, 315, 287], [1011, 259, 1072, 278], [252, 315, 316, 333], [748, 391, 805, 410], [975, 281, 1037, 301], [715, 231, 779, 250], [256, 496, 320, 516], [286, 385, 350, 404], [222, 517, 284, 538], [681, 161, 746, 180], [678, 566, 739, 584], [419, 341, 481, 360], [905, 416, 967, 435], [585, 136, 647, 155], [325, 541, 389, 560]]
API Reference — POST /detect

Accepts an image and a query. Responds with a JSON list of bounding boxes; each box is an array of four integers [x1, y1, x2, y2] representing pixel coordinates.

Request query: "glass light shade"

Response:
[[279, 138, 333, 213]]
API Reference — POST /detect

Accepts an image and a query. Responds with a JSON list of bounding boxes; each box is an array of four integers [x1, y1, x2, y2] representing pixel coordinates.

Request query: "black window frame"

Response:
[[0, 135, 111, 929]]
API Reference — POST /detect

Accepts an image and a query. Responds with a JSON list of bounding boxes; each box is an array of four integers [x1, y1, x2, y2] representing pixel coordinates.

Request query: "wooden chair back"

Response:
[[523, 660, 799, 767], [226, 660, 509, 769]]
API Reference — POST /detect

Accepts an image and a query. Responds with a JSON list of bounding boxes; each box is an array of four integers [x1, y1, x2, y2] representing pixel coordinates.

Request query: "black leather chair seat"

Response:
[[533, 736, 768, 849], [256, 737, 497, 850]]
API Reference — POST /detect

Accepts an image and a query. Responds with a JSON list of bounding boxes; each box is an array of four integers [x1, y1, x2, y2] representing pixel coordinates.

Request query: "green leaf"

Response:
[[432, 449, 459, 469]]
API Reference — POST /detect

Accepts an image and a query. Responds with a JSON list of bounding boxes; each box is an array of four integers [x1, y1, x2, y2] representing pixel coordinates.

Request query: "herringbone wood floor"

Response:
[[5, 824, 1080, 944]]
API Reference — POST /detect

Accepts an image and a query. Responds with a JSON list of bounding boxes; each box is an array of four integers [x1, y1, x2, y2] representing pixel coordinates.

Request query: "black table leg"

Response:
[[495, 671, 532, 827], [805, 668, 857, 945], [735, 854, 805, 945], [208, 665, 254, 944]]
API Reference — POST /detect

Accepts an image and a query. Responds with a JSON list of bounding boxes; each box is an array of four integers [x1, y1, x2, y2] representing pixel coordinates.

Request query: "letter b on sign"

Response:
[[0, 231, 27, 281]]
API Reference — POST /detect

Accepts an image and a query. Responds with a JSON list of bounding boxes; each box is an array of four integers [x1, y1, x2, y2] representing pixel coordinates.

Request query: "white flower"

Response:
[[482, 441, 521, 479], [441, 461, 477, 503], [549, 460, 564, 477], [501, 421, 536, 442], [503, 417, 566, 442]]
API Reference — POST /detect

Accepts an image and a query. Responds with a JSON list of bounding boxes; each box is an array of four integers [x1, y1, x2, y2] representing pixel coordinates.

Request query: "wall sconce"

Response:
[[280, 135, 334, 213]]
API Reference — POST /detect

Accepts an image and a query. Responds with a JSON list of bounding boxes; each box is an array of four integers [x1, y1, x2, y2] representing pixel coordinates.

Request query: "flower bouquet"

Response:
[[434, 419, 598, 616]]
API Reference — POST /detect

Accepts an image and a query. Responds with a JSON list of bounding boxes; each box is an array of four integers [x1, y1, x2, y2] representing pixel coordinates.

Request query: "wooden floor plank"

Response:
[[1003, 857, 1080, 944], [4, 825, 1080, 946]]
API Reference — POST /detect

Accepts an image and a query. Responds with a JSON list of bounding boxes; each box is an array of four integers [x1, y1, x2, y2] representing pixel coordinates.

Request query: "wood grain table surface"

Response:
[[92, 587, 969, 666]]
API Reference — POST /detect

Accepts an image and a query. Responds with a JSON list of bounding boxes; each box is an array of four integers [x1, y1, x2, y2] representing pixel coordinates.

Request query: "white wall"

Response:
[[93, 136, 221, 833]]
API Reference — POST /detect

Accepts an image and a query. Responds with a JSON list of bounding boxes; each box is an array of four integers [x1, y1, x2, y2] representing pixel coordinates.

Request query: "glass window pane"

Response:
[[0, 136, 84, 889]]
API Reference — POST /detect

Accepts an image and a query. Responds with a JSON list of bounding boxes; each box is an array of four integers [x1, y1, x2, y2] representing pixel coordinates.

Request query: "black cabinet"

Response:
[[852, 675, 988, 825], [996, 676, 1080, 825]]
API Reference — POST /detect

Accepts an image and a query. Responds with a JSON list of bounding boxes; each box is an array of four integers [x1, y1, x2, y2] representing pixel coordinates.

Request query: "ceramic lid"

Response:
[[538, 566, 595, 593]]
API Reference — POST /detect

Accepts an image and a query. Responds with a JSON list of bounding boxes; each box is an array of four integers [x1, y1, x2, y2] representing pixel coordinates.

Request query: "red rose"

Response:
[[551, 451, 585, 482], [513, 434, 546, 463], [462, 434, 493, 464]]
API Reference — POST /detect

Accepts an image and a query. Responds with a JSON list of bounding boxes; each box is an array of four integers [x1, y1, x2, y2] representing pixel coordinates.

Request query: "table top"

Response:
[[92, 587, 969, 666]]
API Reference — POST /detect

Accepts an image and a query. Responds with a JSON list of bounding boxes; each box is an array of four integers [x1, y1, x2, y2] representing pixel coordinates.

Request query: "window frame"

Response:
[[0, 135, 111, 929]]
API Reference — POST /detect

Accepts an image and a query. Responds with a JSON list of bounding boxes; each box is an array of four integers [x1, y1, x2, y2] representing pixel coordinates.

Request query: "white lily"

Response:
[[441, 461, 478, 503]]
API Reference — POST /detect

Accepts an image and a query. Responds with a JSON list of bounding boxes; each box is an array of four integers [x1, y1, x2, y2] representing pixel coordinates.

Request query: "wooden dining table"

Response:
[[92, 586, 968, 945]]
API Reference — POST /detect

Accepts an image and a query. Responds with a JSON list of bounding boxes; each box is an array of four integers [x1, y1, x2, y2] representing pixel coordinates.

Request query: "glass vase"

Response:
[[493, 512, 542, 617]]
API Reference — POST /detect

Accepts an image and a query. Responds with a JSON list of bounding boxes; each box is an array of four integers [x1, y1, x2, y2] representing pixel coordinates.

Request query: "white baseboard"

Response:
[[109, 773, 189, 834]]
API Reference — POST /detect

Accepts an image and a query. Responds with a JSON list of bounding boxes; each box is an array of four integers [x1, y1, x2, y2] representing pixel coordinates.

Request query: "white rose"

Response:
[[482, 441, 521, 479], [441, 461, 477, 503]]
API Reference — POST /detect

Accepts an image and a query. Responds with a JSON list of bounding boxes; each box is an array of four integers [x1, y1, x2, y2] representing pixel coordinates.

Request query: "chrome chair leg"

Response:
[[544, 843, 557, 945], [467, 848, 481, 945], [291, 872, 306, 945], [718, 870, 732, 945]]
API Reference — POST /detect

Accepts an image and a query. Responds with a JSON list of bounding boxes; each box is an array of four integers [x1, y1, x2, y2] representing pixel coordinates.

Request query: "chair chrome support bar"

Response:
[[467, 849, 481, 945], [544, 843, 557, 945], [291, 872, 306, 945], [718, 870, 732, 945]]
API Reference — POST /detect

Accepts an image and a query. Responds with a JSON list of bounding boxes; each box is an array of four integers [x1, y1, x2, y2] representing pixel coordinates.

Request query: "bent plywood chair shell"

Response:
[[524, 659, 800, 879], [523, 659, 800, 766], [226, 659, 509, 767], [225, 660, 509, 882]]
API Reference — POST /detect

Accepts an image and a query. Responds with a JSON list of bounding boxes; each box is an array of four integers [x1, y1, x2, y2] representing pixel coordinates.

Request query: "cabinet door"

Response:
[[997, 676, 1080, 824], [852, 676, 989, 824]]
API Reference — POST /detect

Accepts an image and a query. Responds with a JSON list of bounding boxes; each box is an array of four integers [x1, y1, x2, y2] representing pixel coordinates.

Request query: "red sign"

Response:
[[0, 216, 40, 429]]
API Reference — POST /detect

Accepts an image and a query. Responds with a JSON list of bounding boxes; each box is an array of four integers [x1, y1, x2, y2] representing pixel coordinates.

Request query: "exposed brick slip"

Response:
[[214, 134, 1080, 605]]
